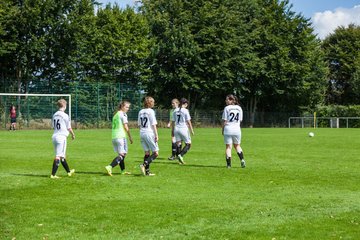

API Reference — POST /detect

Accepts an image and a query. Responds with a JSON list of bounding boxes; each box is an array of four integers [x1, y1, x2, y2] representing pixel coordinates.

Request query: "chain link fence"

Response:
[[1, 79, 298, 129]]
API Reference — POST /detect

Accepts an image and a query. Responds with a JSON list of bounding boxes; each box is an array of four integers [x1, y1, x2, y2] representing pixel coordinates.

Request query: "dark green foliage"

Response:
[[141, 0, 328, 125], [315, 105, 360, 117], [0, 0, 150, 89], [322, 24, 360, 105]]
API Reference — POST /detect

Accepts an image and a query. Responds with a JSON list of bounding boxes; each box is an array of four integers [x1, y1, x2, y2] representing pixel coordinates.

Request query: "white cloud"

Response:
[[312, 5, 360, 39]]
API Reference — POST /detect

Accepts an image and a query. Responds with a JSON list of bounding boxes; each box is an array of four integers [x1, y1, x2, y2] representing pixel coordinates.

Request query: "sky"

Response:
[[98, 0, 360, 39]]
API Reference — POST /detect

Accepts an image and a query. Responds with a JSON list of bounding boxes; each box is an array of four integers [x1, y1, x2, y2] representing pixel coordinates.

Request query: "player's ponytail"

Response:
[[179, 98, 188, 111]]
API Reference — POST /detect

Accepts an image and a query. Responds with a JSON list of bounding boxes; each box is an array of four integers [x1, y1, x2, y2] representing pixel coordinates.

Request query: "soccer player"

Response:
[[172, 98, 194, 164], [50, 99, 75, 179], [222, 94, 245, 168], [167, 98, 179, 160], [105, 101, 133, 176], [138, 96, 159, 176], [9, 105, 16, 131]]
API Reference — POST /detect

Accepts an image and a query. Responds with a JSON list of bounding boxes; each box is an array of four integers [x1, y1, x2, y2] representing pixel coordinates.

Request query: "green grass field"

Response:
[[1, 128, 359, 239]]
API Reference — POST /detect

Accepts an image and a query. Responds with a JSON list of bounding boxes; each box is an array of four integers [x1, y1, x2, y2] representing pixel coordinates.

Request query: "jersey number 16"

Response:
[[54, 119, 61, 130]]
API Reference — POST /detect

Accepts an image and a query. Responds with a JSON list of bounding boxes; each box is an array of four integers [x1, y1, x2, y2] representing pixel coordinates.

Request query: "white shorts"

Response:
[[140, 132, 159, 152], [174, 127, 191, 144], [112, 138, 128, 155], [52, 135, 67, 158], [224, 134, 241, 145]]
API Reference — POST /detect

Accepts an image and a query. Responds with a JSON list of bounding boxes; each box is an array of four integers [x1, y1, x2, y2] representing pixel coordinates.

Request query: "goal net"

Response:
[[0, 93, 71, 130]]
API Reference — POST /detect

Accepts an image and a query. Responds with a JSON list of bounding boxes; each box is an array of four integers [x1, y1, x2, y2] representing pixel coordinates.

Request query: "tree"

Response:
[[141, 0, 327, 123], [0, 0, 18, 92], [96, 4, 151, 86], [238, 0, 327, 125], [322, 24, 360, 105], [0, 0, 99, 93]]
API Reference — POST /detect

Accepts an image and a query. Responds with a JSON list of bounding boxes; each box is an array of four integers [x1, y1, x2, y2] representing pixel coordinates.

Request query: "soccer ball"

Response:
[[308, 132, 314, 137]]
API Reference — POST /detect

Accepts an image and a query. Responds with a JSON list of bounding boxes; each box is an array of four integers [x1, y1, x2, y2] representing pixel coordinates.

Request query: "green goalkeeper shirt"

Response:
[[112, 111, 127, 139], [169, 109, 175, 121]]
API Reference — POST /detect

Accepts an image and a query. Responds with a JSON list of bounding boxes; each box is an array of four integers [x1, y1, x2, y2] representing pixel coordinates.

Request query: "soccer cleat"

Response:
[[168, 156, 176, 160], [241, 159, 246, 168], [50, 175, 61, 179], [68, 169, 75, 177], [120, 170, 131, 175], [227, 164, 231, 169], [178, 155, 185, 165], [146, 172, 156, 176], [139, 164, 146, 176], [105, 165, 113, 176]]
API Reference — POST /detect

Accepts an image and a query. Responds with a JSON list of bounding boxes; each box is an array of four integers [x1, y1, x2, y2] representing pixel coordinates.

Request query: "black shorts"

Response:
[[11, 117, 16, 123]]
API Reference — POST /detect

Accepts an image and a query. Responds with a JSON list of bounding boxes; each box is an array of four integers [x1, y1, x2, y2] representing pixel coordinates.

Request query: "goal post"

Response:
[[0, 93, 71, 129]]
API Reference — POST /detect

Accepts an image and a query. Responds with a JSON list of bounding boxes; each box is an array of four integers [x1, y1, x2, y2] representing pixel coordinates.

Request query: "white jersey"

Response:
[[222, 105, 243, 135], [52, 110, 71, 137], [173, 108, 191, 129], [138, 108, 157, 134]]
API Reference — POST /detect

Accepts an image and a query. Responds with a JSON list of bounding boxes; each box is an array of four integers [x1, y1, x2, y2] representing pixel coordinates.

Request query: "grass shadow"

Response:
[[153, 161, 226, 169], [76, 171, 144, 177], [11, 173, 49, 178]]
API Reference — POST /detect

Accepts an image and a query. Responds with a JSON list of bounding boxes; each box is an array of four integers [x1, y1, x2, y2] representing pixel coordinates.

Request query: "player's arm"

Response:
[[221, 109, 227, 135], [171, 120, 175, 137], [137, 112, 141, 128], [167, 117, 171, 128], [51, 117, 54, 129], [187, 120, 194, 135], [167, 109, 174, 128], [222, 120, 227, 135], [124, 123, 133, 144], [65, 115, 75, 140], [152, 124, 159, 142], [68, 127, 75, 140]]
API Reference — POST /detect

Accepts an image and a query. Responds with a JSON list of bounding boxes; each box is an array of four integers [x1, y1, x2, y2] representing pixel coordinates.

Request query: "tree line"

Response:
[[1, 0, 359, 126]]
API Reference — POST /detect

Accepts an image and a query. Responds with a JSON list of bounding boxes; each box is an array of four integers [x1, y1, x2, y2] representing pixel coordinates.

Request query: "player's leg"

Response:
[[177, 129, 191, 164], [118, 139, 130, 175], [143, 151, 158, 176], [51, 157, 61, 178], [179, 142, 191, 156], [168, 136, 177, 160], [51, 136, 63, 178], [174, 129, 184, 163], [139, 134, 150, 175], [106, 155, 123, 176], [60, 157, 75, 176], [145, 136, 159, 175], [60, 157, 70, 172], [58, 139, 74, 176], [119, 154, 130, 175], [176, 141, 185, 164], [9, 119, 14, 130], [224, 135, 233, 168], [106, 138, 124, 176], [141, 134, 159, 176], [233, 133, 245, 167]]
